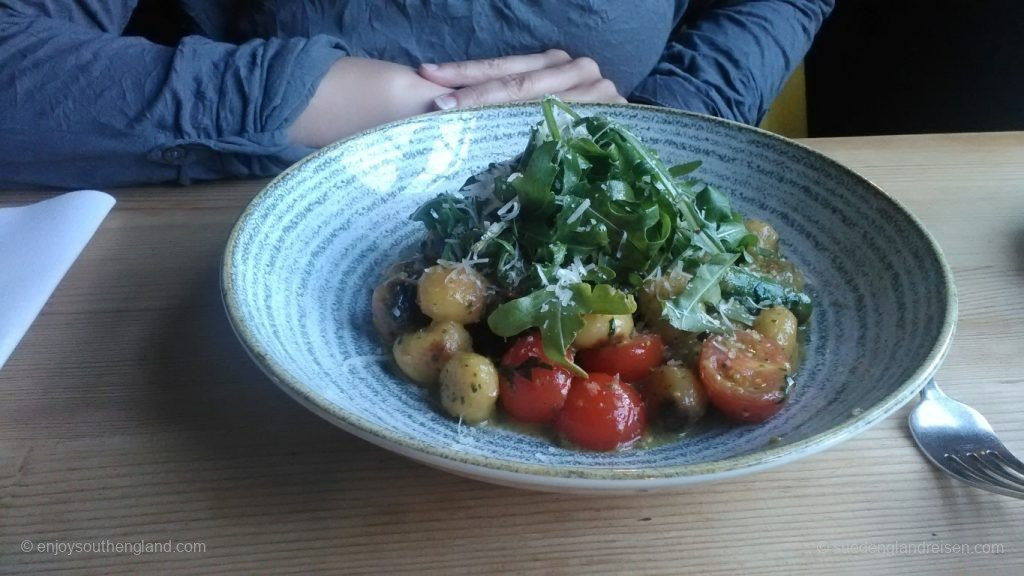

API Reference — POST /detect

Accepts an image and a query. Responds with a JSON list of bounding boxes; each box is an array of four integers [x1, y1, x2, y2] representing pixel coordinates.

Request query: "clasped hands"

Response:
[[419, 49, 626, 110], [289, 50, 624, 148]]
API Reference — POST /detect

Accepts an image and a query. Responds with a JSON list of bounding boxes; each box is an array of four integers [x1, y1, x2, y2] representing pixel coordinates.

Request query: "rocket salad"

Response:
[[372, 97, 812, 451]]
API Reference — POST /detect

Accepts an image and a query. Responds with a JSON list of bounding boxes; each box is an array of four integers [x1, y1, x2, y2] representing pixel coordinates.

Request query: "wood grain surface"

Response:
[[2, 132, 1023, 575]]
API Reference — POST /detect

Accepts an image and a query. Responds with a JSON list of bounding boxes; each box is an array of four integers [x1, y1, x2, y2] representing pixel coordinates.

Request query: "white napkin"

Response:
[[0, 190, 115, 369]]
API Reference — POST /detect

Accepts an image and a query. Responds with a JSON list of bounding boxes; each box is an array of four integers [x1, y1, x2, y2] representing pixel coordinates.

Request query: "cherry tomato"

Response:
[[699, 330, 792, 423], [498, 332, 573, 423], [576, 333, 664, 383], [556, 373, 646, 451]]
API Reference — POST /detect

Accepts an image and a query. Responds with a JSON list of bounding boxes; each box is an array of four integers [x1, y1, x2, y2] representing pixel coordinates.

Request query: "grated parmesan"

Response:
[[545, 284, 574, 306]]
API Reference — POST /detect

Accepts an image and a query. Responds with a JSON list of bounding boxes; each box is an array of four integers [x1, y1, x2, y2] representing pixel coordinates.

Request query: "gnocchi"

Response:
[[745, 219, 779, 251], [753, 306, 799, 360], [392, 321, 472, 385], [417, 264, 489, 324], [439, 352, 499, 423], [645, 365, 708, 426], [572, 313, 634, 349]]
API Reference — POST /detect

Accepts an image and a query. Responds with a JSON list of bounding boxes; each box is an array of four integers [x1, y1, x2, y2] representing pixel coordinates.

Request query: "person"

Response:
[[0, 1, 834, 189]]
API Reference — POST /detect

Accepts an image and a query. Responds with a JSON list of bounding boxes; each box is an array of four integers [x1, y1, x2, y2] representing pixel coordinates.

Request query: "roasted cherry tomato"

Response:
[[576, 333, 664, 383], [699, 330, 792, 423], [556, 373, 646, 451], [498, 332, 573, 423]]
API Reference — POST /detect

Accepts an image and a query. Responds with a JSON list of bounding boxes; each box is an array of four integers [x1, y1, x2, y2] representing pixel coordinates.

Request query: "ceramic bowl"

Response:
[[222, 103, 956, 493]]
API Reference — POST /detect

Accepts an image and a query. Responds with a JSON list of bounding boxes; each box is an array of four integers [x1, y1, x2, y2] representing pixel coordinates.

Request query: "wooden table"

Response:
[[2, 132, 1023, 574]]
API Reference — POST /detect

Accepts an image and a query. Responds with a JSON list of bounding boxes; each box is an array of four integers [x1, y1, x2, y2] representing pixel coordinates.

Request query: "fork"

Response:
[[909, 379, 1024, 498]]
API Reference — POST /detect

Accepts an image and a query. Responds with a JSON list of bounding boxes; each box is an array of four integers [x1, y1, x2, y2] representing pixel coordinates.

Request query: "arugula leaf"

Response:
[[669, 160, 702, 178], [695, 185, 732, 223], [717, 298, 757, 327], [512, 140, 559, 217], [716, 219, 758, 251], [410, 193, 477, 260], [661, 253, 740, 333], [603, 124, 725, 255], [408, 97, 811, 366], [560, 149, 585, 194], [487, 283, 636, 375], [411, 193, 468, 236]]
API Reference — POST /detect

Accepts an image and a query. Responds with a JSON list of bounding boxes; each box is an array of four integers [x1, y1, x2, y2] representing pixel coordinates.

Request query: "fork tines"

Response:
[[945, 450, 1024, 497]]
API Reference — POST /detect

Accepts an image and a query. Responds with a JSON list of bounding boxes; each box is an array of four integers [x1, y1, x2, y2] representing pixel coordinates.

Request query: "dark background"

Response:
[[806, 0, 1024, 136]]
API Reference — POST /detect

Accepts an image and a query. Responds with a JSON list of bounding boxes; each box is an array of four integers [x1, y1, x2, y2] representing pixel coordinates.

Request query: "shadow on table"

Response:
[[128, 264, 1023, 568], [1014, 226, 1024, 280], [141, 266, 596, 514]]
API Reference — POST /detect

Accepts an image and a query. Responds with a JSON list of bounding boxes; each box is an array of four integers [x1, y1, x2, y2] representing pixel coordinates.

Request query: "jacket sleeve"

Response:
[[629, 0, 834, 125], [0, 2, 345, 189]]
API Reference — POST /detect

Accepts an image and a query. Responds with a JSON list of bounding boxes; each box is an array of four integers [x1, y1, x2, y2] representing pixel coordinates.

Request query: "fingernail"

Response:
[[421, 63, 438, 71], [434, 94, 457, 110]]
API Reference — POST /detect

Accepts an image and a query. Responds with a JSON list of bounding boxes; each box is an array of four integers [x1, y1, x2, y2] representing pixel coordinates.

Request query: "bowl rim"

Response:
[[221, 102, 958, 490]]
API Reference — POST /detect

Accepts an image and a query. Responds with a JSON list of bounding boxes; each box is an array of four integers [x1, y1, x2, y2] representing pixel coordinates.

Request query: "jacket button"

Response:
[[162, 147, 186, 163]]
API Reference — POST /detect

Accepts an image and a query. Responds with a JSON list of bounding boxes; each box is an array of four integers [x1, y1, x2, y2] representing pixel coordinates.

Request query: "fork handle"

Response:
[[920, 379, 943, 401]]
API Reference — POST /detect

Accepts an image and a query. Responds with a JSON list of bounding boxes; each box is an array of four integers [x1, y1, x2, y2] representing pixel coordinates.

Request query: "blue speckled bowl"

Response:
[[222, 104, 956, 493]]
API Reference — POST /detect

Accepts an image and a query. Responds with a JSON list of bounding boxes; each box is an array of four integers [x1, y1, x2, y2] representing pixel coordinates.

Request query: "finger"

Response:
[[436, 57, 603, 110], [556, 79, 627, 104], [419, 49, 572, 88]]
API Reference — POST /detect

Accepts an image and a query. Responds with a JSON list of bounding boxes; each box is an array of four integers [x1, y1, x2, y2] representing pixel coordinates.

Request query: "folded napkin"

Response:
[[0, 190, 115, 370]]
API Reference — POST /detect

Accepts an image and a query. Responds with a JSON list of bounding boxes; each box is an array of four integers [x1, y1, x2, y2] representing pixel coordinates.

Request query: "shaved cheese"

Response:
[[552, 256, 594, 286], [496, 198, 521, 221], [545, 284, 574, 306], [644, 265, 663, 282], [468, 221, 508, 257], [536, 264, 550, 286], [566, 198, 591, 224], [616, 232, 628, 258], [437, 257, 489, 273]]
